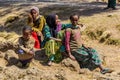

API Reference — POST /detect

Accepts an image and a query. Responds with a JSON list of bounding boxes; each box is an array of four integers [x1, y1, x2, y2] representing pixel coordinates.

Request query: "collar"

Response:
[[71, 25, 79, 29]]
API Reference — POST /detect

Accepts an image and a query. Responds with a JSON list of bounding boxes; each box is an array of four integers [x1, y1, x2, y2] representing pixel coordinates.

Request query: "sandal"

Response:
[[101, 68, 114, 74]]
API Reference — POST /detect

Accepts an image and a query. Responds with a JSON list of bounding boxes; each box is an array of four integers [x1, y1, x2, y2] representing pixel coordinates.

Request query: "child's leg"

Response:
[[18, 58, 32, 67], [48, 55, 54, 66], [45, 40, 56, 66], [16, 60, 23, 68], [98, 64, 104, 71]]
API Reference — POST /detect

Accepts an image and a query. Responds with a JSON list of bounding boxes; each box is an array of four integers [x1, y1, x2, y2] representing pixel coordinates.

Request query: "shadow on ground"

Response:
[[0, 1, 119, 34]]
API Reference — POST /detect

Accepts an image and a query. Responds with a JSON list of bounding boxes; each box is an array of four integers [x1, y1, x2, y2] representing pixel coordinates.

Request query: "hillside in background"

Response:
[[0, 1, 120, 80]]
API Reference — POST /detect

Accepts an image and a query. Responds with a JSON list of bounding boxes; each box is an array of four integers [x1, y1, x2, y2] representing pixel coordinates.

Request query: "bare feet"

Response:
[[47, 60, 52, 66]]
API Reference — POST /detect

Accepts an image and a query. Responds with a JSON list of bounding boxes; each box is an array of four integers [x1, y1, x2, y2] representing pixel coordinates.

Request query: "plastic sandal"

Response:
[[101, 68, 113, 74]]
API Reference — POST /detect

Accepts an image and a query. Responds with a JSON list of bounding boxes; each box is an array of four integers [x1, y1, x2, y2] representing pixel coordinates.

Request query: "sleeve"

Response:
[[43, 26, 51, 40], [27, 16, 46, 32], [61, 24, 71, 30], [61, 24, 66, 30], [29, 38, 36, 52], [65, 29, 71, 52], [38, 16, 46, 32], [18, 38, 30, 53], [27, 17, 39, 32], [32, 27, 39, 32]]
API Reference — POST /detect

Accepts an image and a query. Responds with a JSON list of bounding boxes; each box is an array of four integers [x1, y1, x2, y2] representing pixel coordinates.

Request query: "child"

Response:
[[65, 13, 113, 74], [42, 14, 63, 66], [27, 6, 45, 49], [17, 26, 35, 68]]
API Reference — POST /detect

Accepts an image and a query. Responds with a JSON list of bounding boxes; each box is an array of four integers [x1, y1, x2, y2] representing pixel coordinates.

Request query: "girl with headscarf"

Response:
[[27, 6, 46, 49], [42, 14, 64, 66]]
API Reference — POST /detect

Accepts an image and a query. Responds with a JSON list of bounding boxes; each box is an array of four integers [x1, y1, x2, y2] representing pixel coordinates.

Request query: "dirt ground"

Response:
[[0, 1, 120, 80]]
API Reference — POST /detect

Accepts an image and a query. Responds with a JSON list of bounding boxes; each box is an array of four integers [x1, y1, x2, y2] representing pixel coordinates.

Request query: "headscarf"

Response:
[[30, 6, 40, 28], [46, 14, 57, 38], [30, 6, 39, 14]]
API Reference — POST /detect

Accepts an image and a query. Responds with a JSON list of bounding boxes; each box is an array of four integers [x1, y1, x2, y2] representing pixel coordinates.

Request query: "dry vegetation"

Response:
[[0, 1, 120, 80]]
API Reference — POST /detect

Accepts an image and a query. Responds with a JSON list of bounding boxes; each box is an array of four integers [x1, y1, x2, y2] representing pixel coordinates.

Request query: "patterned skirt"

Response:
[[44, 30, 66, 63], [71, 46, 102, 71]]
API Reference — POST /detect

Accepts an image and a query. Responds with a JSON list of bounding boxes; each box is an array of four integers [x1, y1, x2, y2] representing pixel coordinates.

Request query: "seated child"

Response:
[[65, 13, 113, 74], [42, 14, 63, 66], [27, 6, 45, 49], [17, 26, 35, 68]]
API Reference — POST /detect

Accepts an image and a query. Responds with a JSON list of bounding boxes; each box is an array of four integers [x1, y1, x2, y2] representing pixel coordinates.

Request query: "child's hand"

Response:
[[28, 13, 33, 23], [50, 37, 62, 42], [69, 54, 76, 61], [55, 38, 62, 42], [56, 19, 61, 25], [37, 31, 42, 36], [29, 51, 34, 55]]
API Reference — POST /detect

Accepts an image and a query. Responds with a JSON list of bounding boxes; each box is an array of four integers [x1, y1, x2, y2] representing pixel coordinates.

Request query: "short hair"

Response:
[[70, 13, 80, 20], [22, 26, 32, 32]]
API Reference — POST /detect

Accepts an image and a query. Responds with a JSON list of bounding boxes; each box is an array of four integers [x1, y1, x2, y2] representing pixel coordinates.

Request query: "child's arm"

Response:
[[65, 28, 76, 61], [77, 24, 86, 31], [50, 37, 62, 42], [27, 14, 34, 28], [32, 27, 39, 32], [37, 16, 46, 32], [61, 24, 70, 30], [32, 16, 46, 32], [18, 37, 35, 54], [43, 25, 51, 39], [43, 25, 62, 42]]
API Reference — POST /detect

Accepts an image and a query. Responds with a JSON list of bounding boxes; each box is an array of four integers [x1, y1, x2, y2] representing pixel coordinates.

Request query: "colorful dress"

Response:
[[42, 22, 74, 62], [42, 24, 63, 63], [58, 24, 75, 52], [27, 15, 46, 49], [65, 26, 102, 71]]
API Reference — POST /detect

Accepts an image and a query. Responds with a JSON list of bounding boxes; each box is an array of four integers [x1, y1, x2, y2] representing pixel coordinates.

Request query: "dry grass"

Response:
[[79, 13, 120, 46], [116, 24, 120, 31], [0, 1, 120, 80]]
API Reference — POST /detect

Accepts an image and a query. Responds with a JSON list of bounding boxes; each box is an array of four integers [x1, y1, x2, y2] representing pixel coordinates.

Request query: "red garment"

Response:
[[31, 31, 40, 49]]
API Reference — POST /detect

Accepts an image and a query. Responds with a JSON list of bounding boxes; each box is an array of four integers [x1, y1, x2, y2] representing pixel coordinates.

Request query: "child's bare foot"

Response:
[[79, 69, 86, 74], [47, 61, 52, 66], [16, 61, 23, 68]]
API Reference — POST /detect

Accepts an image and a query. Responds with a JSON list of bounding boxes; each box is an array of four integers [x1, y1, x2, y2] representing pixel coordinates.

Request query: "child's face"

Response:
[[71, 15, 79, 26], [55, 15, 60, 25], [31, 9, 38, 19], [23, 30, 31, 40]]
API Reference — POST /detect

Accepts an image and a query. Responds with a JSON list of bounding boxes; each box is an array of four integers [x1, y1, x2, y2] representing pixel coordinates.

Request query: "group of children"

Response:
[[16, 6, 113, 74]]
